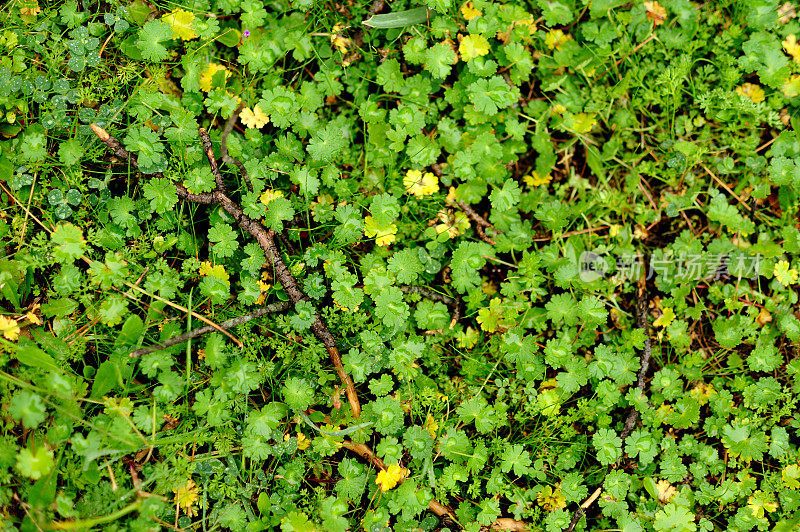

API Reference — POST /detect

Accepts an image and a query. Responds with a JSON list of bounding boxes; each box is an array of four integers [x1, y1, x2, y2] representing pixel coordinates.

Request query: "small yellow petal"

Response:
[[523, 171, 552, 187], [199, 261, 229, 282], [376, 464, 408, 491], [0, 316, 20, 341], [240, 105, 270, 129], [403, 169, 439, 197], [260, 189, 284, 206]]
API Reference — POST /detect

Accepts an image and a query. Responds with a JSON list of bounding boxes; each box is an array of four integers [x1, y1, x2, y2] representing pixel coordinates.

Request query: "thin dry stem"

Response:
[[220, 102, 252, 191], [452, 200, 496, 245], [130, 301, 290, 358]]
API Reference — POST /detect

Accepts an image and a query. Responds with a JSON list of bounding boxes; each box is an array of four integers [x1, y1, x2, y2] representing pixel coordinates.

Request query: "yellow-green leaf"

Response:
[[654, 307, 675, 328], [162, 8, 197, 41], [459, 34, 490, 61]]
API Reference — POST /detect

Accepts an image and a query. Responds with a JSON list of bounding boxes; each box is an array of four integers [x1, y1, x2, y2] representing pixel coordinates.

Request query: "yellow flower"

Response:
[[174, 479, 199, 517], [643, 1, 667, 25], [461, 1, 481, 20], [364, 215, 398, 246], [240, 105, 269, 129], [260, 189, 284, 207], [296, 432, 310, 450], [255, 280, 272, 305], [25, 312, 42, 326], [735, 83, 765, 103], [199, 63, 231, 92], [544, 29, 571, 50], [404, 170, 439, 197], [0, 316, 20, 341], [784, 34, 800, 61], [523, 172, 553, 187], [376, 464, 408, 491], [773, 259, 799, 286], [435, 209, 470, 239], [551, 104, 567, 115]]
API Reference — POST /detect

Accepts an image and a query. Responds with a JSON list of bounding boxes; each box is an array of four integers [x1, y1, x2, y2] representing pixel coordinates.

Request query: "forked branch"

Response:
[[90, 123, 361, 418]]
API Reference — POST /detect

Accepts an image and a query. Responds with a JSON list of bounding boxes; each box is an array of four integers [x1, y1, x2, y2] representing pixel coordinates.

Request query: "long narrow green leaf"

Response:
[[362, 7, 429, 28]]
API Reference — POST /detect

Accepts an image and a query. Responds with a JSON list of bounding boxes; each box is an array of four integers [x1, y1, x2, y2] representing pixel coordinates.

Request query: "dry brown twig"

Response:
[[564, 258, 653, 532], [129, 301, 291, 358], [219, 101, 253, 192], [449, 199, 497, 245], [90, 122, 361, 418]]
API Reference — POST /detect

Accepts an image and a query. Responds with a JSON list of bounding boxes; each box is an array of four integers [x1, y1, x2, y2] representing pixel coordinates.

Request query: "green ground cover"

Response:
[[1, 0, 800, 530]]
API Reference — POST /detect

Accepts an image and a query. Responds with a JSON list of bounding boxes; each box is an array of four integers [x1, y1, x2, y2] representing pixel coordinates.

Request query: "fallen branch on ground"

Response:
[[90, 122, 361, 418]]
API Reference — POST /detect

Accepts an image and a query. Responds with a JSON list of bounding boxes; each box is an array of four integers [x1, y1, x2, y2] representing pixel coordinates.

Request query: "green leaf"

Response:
[[290, 300, 317, 331], [489, 179, 521, 211], [208, 223, 239, 258], [14, 340, 60, 373], [372, 286, 410, 330], [500, 443, 532, 477], [538, 0, 575, 26], [468, 76, 520, 116], [142, 178, 178, 212], [424, 42, 455, 79], [135, 20, 173, 61], [58, 138, 84, 166], [99, 294, 128, 326], [16, 447, 55, 480], [51, 223, 86, 263], [363, 8, 430, 28], [124, 126, 165, 170], [592, 427, 622, 466], [283, 377, 315, 411], [9, 391, 47, 428]]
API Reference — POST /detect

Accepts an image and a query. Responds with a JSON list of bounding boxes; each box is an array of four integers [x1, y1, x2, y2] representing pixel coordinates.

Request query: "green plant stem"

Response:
[[47, 500, 143, 530]]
